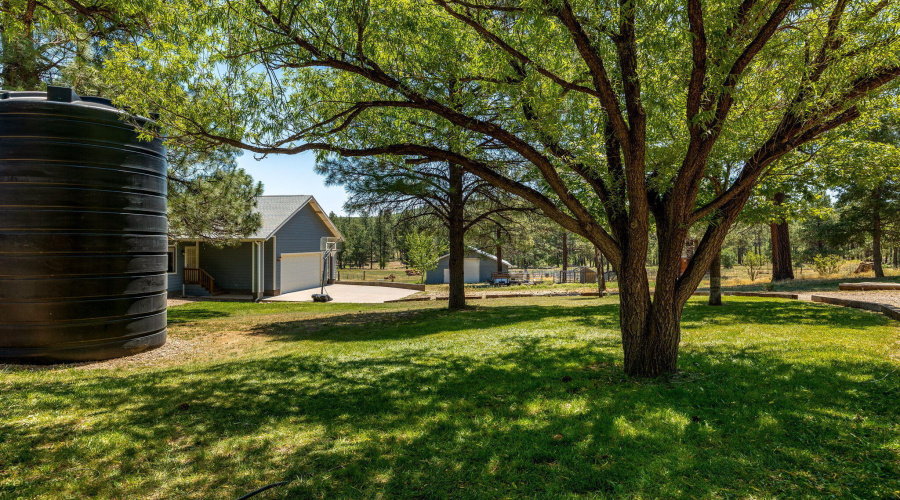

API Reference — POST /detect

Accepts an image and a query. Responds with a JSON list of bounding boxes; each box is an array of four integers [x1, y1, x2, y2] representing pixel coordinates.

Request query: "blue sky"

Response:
[[236, 152, 349, 216]]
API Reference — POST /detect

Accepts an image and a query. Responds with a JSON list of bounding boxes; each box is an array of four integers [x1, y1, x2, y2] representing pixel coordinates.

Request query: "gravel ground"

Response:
[[2, 299, 204, 372], [167, 297, 200, 307], [0, 337, 200, 372]]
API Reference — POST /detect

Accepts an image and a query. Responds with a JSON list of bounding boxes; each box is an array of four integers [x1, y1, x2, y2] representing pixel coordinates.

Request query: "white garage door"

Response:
[[443, 258, 482, 284], [281, 253, 322, 293]]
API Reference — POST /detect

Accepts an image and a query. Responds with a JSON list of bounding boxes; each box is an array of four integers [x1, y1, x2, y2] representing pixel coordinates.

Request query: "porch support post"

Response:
[[258, 241, 264, 300], [271, 236, 277, 292], [252, 241, 264, 301]]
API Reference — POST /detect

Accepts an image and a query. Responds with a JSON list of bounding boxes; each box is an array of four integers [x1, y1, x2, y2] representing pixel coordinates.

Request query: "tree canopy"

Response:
[[319, 154, 530, 307], [103, 0, 900, 376]]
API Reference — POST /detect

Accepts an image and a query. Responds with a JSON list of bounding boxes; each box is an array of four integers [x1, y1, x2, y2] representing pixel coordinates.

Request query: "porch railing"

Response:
[[184, 267, 217, 294]]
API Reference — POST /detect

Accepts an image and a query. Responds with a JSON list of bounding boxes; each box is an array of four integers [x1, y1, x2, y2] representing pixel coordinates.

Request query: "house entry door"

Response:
[[185, 246, 198, 268]]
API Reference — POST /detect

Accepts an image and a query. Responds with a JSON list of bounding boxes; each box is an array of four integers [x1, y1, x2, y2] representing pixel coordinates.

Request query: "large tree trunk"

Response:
[[447, 163, 466, 310], [616, 186, 744, 377], [617, 217, 682, 378], [496, 226, 503, 273], [872, 188, 884, 278], [595, 248, 606, 295], [620, 277, 680, 377], [708, 250, 722, 306], [770, 192, 794, 281]]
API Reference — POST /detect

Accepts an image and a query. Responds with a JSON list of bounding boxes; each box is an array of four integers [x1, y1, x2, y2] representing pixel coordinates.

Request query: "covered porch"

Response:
[[168, 240, 273, 300]]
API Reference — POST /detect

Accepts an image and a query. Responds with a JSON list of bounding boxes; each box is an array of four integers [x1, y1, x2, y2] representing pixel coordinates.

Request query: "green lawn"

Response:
[[2, 297, 898, 499], [425, 281, 598, 293], [337, 268, 423, 284]]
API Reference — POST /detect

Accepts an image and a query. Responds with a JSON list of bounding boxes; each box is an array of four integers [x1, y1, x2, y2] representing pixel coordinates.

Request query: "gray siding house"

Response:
[[424, 246, 512, 284], [167, 195, 342, 298]]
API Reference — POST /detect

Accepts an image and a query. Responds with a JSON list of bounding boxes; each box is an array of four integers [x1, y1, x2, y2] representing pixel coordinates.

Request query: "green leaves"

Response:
[[406, 231, 447, 281]]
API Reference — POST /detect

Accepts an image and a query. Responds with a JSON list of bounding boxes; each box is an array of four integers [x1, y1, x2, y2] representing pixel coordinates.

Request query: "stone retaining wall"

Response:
[[334, 281, 426, 291], [838, 282, 900, 291], [811, 295, 900, 321], [723, 291, 799, 299]]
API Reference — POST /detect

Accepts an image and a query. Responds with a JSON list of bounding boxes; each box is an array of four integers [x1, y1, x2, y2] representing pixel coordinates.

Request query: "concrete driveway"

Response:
[[263, 284, 419, 303]]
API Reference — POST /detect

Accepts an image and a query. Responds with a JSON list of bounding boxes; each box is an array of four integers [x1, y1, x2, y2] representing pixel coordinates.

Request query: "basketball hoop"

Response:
[[313, 237, 343, 302]]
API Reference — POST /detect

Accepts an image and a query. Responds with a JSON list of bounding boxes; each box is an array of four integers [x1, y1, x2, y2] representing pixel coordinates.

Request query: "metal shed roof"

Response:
[[436, 246, 513, 266]]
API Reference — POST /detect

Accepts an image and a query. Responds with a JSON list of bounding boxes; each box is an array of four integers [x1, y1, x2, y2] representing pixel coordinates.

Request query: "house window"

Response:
[[167, 246, 177, 274]]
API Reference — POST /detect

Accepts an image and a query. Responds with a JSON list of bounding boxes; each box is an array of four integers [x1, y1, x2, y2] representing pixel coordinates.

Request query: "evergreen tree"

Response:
[[0, 0, 150, 91], [816, 105, 900, 276], [166, 146, 262, 245], [319, 156, 528, 309]]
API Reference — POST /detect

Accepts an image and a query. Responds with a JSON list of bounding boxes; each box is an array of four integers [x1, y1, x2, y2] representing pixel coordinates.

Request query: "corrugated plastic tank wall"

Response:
[[0, 87, 168, 362]]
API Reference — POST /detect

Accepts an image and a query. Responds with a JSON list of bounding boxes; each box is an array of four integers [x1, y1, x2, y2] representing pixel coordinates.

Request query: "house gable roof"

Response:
[[250, 195, 343, 240], [436, 246, 513, 266], [249, 195, 311, 239], [171, 195, 342, 241]]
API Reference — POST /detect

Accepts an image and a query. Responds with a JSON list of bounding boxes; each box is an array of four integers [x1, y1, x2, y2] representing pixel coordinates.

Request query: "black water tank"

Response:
[[0, 87, 167, 363]]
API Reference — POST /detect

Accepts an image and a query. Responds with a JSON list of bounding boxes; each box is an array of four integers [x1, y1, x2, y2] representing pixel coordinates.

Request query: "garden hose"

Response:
[[235, 480, 290, 500]]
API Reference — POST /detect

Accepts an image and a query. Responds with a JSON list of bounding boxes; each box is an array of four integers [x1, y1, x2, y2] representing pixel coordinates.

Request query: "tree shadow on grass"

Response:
[[245, 302, 624, 343], [3, 323, 898, 498], [682, 297, 893, 330], [245, 297, 891, 346]]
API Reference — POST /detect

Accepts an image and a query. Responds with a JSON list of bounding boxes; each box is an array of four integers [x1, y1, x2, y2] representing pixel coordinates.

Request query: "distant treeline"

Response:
[[332, 197, 900, 273]]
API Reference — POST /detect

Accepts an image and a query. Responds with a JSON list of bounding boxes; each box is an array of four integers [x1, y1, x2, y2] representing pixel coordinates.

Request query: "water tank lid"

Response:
[[0, 86, 157, 120], [1, 86, 109, 105]]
